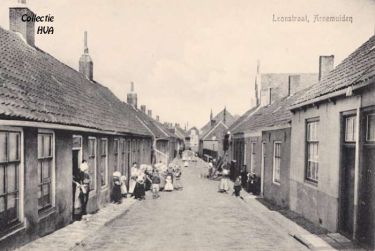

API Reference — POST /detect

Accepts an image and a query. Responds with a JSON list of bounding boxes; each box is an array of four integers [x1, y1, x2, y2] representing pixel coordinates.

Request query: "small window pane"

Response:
[[8, 132, 20, 161], [42, 161, 50, 180], [0, 132, 6, 162], [7, 194, 16, 210], [367, 114, 375, 141], [38, 134, 43, 158], [7, 164, 17, 193], [43, 135, 52, 157], [345, 116, 356, 142], [0, 197, 4, 213], [0, 166, 4, 194], [72, 136, 82, 149]]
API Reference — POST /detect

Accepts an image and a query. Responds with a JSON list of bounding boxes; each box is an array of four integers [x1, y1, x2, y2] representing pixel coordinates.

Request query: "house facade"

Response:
[[289, 35, 375, 248], [0, 4, 153, 249], [185, 127, 199, 153]]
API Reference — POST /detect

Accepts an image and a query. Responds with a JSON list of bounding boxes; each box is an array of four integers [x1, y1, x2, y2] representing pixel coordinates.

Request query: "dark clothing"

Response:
[[111, 180, 122, 203], [152, 175, 161, 184], [234, 180, 242, 197], [79, 190, 90, 215], [134, 182, 146, 199]]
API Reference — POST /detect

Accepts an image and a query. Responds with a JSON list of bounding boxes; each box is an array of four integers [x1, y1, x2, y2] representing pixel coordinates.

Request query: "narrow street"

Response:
[[73, 159, 307, 251]]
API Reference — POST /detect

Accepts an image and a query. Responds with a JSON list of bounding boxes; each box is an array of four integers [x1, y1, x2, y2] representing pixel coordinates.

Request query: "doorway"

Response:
[[72, 135, 82, 221], [339, 115, 356, 238]]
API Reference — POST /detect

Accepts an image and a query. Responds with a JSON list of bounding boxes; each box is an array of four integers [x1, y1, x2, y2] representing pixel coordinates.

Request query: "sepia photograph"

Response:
[[0, 0, 374, 250]]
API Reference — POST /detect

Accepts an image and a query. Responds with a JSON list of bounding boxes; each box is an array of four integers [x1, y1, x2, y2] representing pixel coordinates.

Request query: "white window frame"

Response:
[[345, 116, 357, 143], [88, 136, 97, 195], [305, 119, 319, 184], [37, 129, 56, 213], [100, 138, 109, 189], [72, 135, 83, 164], [272, 141, 281, 185], [0, 126, 25, 238]]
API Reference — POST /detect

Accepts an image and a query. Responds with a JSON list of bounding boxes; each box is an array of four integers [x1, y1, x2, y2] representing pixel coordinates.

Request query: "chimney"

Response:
[[156, 115, 160, 122], [79, 31, 94, 80], [288, 75, 301, 96], [254, 60, 261, 106], [319, 55, 334, 81], [147, 109, 152, 117], [9, 0, 35, 46], [140, 105, 146, 113], [127, 82, 138, 108]]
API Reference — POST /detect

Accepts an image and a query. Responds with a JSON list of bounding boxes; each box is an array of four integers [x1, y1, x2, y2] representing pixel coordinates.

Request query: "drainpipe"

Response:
[[352, 95, 362, 240]]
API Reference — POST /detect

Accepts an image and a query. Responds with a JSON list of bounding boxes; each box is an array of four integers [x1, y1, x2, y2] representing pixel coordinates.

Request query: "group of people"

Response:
[[111, 162, 184, 202], [205, 158, 244, 199]]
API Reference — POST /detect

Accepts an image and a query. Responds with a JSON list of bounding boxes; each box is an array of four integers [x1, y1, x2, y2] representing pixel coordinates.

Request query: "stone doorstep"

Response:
[[17, 199, 136, 251]]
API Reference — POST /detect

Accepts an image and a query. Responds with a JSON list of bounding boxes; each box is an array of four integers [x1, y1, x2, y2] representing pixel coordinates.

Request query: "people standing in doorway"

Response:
[[129, 162, 138, 197], [74, 160, 91, 219]]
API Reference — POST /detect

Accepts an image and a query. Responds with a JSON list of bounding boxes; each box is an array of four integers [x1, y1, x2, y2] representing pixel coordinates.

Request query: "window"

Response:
[[306, 120, 319, 183], [100, 139, 108, 187], [273, 142, 281, 184], [121, 140, 126, 175], [250, 142, 256, 173], [88, 137, 97, 191], [0, 130, 21, 232], [37, 132, 54, 211], [345, 116, 357, 142], [114, 139, 119, 171], [366, 114, 375, 141]]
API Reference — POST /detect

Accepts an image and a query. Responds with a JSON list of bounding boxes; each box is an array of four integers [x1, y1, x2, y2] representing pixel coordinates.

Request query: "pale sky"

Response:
[[0, 0, 374, 129]]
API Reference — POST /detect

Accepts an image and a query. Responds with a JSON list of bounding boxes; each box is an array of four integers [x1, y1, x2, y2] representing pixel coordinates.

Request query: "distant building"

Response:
[[199, 108, 235, 159], [185, 127, 200, 153]]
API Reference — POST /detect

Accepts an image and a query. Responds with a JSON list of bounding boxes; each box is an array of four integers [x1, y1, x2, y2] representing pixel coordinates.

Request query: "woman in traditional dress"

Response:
[[218, 163, 230, 193], [173, 166, 183, 190], [133, 166, 146, 200], [164, 176, 174, 191], [129, 162, 138, 197], [120, 175, 128, 198]]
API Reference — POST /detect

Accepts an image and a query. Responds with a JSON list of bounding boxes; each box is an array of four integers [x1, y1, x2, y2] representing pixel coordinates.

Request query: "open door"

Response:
[[72, 135, 82, 221]]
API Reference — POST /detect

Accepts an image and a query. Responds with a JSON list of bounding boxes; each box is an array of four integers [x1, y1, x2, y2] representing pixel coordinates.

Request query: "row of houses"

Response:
[[228, 34, 375, 248], [0, 3, 184, 250]]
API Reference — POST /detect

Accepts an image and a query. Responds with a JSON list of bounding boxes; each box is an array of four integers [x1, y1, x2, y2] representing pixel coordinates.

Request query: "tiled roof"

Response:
[[174, 126, 188, 139], [200, 109, 235, 136], [201, 121, 229, 140], [129, 107, 170, 139], [228, 106, 259, 133], [0, 27, 151, 136], [232, 94, 301, 134], [292, 35, 375, 107]]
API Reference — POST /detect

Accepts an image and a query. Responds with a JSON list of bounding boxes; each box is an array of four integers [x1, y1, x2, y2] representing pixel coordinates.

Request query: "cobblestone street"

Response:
[[72, 159, 307, 251]]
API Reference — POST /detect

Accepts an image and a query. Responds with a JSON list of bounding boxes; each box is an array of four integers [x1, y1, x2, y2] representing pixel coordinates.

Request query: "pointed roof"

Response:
[[200, 108, 235, 136], [292, 35, 375, 108], [0, 27, 150, 136]]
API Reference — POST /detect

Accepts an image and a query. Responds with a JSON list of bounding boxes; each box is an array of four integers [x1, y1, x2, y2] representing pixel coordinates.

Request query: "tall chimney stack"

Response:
[[254, 60, 261, 107], [147, 110, 152, 117], [288, 75, 301, 96], [127, 82, 138, 108], [79, 31, 94, 80], [140, 105, 146, 113], [319, 55, 334, 81], [9, 0, 35, 46]]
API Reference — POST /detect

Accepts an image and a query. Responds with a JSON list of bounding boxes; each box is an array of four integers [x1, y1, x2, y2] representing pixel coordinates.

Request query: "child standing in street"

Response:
[[120, 175, 127, 198], [151, 169, 161, 199], [233, 176, 243, 199], [111, 171, 122, 204]]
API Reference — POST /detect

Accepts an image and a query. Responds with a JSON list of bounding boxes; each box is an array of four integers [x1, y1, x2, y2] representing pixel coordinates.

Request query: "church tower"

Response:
[[79, 31, 93, 80]]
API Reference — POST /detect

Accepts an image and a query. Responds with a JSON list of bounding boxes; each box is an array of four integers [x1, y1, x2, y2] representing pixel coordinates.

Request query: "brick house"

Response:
[[0, 4, 153, 250], [289, 35, 375, 248]]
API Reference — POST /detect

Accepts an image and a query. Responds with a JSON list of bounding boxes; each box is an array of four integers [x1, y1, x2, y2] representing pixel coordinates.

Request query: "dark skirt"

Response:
[[111, 184, 122, 203], [134, 182, 146, 199]]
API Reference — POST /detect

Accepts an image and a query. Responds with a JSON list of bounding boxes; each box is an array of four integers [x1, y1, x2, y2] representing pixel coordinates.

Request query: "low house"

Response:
[[289, 35, 375, 248], [199, 108, 235, 159], [0, 4, 153, 249]]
